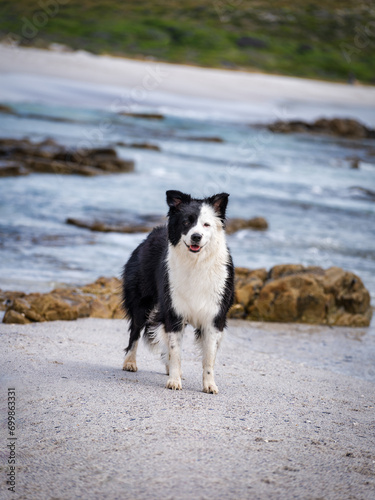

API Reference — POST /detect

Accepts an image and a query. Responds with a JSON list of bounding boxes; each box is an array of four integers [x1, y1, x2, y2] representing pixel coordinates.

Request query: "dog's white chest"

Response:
[[167, 249, 228, 328]]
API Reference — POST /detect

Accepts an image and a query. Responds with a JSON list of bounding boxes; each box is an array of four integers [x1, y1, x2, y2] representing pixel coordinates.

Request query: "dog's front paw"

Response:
[[166, 378, 182, 390], [203, 382, 219, 394], [123, 361, 137, 372]]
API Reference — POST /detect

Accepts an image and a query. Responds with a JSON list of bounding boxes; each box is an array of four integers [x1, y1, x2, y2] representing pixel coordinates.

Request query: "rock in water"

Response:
[[66, 214, 165, 233], [226, 217, 268, 234], [0, 138, 135, 177], [0, 104, 15, 114], [66, 216, 267, 235], [266, 118, 374, 139], [118, 112, 164, 120]]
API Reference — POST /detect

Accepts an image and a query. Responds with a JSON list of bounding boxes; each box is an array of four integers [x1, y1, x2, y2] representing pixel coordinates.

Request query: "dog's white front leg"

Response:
[[202, 328, 223, 394], [166, 330, 183, 390]]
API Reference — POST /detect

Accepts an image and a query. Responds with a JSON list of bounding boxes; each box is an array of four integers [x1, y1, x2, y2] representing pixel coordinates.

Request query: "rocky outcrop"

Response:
[[0, 160, 28, 177], [66, 214, 165, 233], [229, 265, 372, 327], [0, 104, 16, 114], [185, 136, 224, 143], [66, 216, 268, 234], [226, 217, 268, 234], [265, 118, 375, 139], [0, 138, 134, 177], [117, 141, 161, 151], [2, 277, 123, 324], [2, 266, 372, 327], [119, 112, 164, 120]]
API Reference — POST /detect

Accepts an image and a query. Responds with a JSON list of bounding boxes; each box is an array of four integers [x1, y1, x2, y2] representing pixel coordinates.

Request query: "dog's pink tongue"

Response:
[[190, 245, 200, 251]]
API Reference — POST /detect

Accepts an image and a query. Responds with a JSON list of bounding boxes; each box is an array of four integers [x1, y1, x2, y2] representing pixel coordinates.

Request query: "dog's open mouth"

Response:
[[184, 241, 202, 253], [189, 244, 201, 253]]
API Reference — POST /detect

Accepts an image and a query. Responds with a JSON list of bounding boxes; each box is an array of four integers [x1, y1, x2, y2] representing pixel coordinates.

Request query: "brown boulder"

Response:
[[2, 277, 122, 324], [321, 267, 371, 323], [248, 268, 268, 282], [269, 264, 306, 280], [226, 217, 268, 234], [234, 268, 267, 291], [250, 277, 301, 322], [235, 277, 264, 309], [250, 273, 326, 324], [229, 265, 372, 327], [89, 298, 113, 319], [8, 291, 90, 322], [3, 309, 30, 324]]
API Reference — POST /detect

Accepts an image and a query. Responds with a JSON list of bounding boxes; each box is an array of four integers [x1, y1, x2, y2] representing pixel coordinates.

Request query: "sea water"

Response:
[[0, 102, 374, 305]]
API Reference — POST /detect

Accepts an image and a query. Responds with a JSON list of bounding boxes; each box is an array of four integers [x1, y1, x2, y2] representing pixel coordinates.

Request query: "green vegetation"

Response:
[[1, 0, 374, 83]]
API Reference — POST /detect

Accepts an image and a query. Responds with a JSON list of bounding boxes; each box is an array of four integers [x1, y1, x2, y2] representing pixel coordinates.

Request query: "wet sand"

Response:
[[1, 318, 374, 499]]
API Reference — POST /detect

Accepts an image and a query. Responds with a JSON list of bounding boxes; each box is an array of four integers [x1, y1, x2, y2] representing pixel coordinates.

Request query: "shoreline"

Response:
[[3, 43, 375, 90], [1, 44, 375, 125]]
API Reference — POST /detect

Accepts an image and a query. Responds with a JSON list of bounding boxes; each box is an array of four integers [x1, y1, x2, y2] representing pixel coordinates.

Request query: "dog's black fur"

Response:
[[122, 190, 234, 393]]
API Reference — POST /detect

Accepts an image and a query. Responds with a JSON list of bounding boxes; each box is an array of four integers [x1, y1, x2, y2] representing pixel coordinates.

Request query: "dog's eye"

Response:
[[183, 220, 190, 226], [204, 223, 211, 227]]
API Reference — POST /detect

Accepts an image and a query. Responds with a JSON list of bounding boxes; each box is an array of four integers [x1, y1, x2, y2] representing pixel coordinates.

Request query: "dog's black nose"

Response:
[[191, 233, 202, 243]]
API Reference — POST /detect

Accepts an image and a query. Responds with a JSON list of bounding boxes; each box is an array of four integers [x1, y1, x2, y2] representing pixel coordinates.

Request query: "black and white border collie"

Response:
[[122, 190, 234, 394]]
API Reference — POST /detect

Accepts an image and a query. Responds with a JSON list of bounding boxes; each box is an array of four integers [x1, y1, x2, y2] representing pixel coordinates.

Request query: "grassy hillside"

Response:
[[1, 0, 374, 83]]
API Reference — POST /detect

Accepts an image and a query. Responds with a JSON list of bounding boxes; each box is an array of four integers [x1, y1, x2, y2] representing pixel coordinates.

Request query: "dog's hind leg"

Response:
[[123, 340, 139, 372], [201, 327, 223, 394], [123, 321, 142, 372]]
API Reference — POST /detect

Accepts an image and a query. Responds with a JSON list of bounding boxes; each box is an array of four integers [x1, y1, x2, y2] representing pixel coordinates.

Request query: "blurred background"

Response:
[[1, 0, 375, 82], [0, 0, 374, 309]]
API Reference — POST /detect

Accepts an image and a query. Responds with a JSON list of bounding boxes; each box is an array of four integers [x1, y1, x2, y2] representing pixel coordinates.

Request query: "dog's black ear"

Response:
[[208, 193, 229, 220], [166, 190, 191, 210]]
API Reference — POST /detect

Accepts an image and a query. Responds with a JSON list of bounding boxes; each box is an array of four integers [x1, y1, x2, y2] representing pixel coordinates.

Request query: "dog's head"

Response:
[[166, 190, 229, 254]]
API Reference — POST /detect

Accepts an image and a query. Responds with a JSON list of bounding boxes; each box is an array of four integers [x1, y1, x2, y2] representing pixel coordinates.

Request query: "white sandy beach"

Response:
[[1, 44, 375, 124], [1, 318, 375, 499]]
